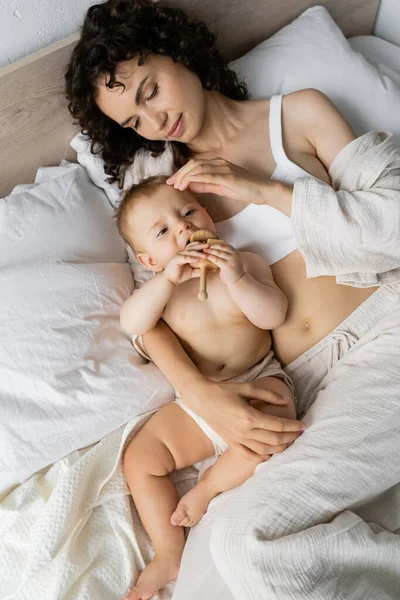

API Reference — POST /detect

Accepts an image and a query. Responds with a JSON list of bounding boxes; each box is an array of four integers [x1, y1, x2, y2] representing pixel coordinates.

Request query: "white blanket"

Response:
[[0, 414, 198, 599]]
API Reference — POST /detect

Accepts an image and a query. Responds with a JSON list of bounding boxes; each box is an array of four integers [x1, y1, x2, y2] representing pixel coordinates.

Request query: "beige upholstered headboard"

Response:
[[0, 0, 379, 197]]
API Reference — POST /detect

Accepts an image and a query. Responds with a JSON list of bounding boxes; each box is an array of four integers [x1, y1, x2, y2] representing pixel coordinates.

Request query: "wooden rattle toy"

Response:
[[189, 229, 222, 301]]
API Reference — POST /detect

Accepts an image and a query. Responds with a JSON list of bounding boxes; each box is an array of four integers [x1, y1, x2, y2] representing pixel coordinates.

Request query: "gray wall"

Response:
[[0, 0, 399, 68]]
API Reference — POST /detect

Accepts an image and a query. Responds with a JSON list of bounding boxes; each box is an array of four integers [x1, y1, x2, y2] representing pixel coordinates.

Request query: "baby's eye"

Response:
[[184, 209, 196, 217], [156, 227, 168, 238]]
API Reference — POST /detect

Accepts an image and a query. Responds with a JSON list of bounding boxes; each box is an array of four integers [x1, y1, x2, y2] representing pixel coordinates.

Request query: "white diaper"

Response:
[[173, 351, 295, 459]]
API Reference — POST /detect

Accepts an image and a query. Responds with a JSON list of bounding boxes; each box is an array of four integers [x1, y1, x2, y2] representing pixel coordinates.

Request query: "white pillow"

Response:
[[70, 134, 174, 207], [70, 134, 122, 207], [0, 261, 173, 496], [0, 165, 127, 268], [230, 6, 400, 145], [349, 35, 400, 85]]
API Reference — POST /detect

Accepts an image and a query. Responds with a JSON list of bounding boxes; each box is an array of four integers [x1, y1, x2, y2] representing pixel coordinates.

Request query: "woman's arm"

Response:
[[167, 90, 354, 217], [142, 320, 305, 455]]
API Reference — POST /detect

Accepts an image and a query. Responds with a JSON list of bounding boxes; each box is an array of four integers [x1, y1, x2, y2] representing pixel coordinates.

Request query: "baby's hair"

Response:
[[115, 175, 169, 246]]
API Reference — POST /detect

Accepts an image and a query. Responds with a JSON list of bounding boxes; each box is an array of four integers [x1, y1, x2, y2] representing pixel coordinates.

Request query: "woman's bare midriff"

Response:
[[270, 251, 376, 366]]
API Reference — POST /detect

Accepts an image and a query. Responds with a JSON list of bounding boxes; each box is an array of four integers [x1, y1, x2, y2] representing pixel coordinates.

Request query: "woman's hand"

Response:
[[184, 378, 305, 455], [166, 157, 271, 205]]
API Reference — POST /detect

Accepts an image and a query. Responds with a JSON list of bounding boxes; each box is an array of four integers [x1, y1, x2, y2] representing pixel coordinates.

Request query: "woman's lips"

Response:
[[168, 114, 183, 138]]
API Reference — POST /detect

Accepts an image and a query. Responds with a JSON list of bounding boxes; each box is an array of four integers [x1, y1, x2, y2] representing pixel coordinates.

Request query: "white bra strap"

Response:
[[269, 95, 287, 167]]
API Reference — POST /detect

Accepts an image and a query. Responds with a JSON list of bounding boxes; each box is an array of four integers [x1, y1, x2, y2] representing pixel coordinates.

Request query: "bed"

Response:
[[1, 0, 399, 598]]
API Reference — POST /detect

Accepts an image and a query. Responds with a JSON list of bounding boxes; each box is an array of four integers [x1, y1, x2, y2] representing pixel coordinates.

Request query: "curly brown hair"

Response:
[[65, 0, 248, 187]]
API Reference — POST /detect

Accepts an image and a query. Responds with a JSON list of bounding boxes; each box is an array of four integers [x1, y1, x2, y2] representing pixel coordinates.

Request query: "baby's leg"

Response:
[[248, 375, 296, 421], [170, 442, 266, 527], [123, 403, 214, 600], [171, 376, 296, 528]]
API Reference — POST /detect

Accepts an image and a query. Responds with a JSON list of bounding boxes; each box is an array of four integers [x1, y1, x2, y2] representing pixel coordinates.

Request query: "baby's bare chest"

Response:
[[163, 273, 242, 334]]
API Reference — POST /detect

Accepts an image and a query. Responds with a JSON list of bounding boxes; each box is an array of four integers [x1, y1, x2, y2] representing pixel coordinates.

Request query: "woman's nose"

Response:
[[146, 109, 166, 133]]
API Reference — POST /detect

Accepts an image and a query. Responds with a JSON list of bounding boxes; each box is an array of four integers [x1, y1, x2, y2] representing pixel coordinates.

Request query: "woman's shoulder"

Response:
[[281, 88, 355, 170], [283, 88, 333, 118]]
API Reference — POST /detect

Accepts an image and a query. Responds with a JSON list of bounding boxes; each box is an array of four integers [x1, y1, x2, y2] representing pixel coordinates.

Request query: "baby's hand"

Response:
[[204, 243, 245, 284], [163, 243, 206, 285]]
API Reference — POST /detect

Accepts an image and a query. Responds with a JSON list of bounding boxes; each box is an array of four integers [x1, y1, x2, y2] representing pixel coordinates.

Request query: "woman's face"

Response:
[[96, 54, 206, 143]]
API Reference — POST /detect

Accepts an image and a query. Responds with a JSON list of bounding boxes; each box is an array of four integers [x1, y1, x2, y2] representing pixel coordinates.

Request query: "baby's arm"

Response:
[[205, 245, 287, 330], [120, 244, 205, 336], [229, 252, 287, 329], [120, 273, 175, 336]]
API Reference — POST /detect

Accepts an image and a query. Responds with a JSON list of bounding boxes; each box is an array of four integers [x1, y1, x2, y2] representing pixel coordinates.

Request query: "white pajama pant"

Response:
[[172, 283, 400, 600]]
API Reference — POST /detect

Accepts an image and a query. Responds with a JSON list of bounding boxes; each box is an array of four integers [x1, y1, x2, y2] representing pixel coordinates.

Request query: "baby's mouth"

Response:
[[185, 229, 198, 246]]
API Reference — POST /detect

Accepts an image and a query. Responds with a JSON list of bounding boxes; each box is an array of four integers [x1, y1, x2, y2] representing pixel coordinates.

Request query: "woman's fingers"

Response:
[[166, 160, 195, 186], [166, 158, 227, 188], [250, 427, 302, 447], [166, 159, 209, 188], [243, 440, 291, 455], [237, 440, 271, 456], [248, 397, 288, 409], [168, 161, 230, 191], [180, 166, 231, 191], [241, 383, 292, 407], [253, 411, 305, 434], [186, 170, 227, 191], [187, 181, 225, 196]]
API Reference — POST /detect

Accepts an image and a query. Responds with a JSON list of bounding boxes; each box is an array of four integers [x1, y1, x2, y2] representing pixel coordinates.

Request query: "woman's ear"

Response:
[[136, 252, 163, 272]]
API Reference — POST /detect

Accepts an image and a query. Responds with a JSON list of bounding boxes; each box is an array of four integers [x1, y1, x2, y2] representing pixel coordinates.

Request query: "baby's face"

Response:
[[128, 185, 215, 270]]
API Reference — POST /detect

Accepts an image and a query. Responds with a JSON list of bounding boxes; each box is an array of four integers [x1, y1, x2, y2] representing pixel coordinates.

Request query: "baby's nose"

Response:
[[177, 220, 191, 233]]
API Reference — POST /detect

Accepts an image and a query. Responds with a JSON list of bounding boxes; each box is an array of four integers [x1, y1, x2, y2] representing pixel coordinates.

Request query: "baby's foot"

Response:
[[170, 479, 217, 527], [125, 554, 180, 600]]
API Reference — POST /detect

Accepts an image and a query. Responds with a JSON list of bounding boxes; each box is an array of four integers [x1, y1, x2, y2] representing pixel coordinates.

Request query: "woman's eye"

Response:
[[157, 227, 168, 238], [147, 83, 159, 101], [132, 84, 158, 130]]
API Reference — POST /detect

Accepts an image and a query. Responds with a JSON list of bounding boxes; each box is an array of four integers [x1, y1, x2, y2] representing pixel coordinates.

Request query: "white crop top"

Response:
[[216, 95, 313, 265]]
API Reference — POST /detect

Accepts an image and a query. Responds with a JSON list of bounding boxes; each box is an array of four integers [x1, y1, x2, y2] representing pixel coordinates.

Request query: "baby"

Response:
[[117, 176, 300, 600]]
